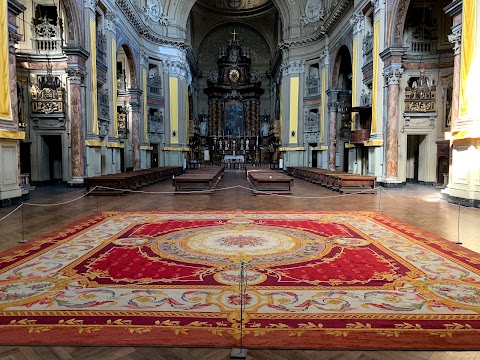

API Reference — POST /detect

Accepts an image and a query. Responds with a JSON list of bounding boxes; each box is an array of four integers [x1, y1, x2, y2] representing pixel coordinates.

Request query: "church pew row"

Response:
[[84, 166, 183, 194], [172, 166, 225, 193], [287, 167, 377, 194], [246, 167, 294, 194]]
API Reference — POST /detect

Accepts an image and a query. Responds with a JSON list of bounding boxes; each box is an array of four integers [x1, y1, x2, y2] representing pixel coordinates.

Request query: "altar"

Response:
[[223, 155, 244, 169], [224, 155, 244, 163]]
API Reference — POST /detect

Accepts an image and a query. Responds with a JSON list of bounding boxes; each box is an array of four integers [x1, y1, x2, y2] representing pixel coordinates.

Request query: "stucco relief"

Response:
[[144, 0, 169, 27], [300, 0, 325, 30], [392, 0, 409, 45]]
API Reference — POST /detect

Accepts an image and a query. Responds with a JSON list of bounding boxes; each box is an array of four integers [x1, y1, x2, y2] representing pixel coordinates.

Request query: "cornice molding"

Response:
[[281, 60, 306, 76], [116, 0, 188, 48], [8, 0, 26, 16], [323, 0, 353, 34], [443, 0, 462, 18]]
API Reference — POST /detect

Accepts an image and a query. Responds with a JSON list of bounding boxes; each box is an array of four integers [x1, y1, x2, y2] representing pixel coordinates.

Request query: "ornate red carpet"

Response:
[[0, 211, 479, 349]]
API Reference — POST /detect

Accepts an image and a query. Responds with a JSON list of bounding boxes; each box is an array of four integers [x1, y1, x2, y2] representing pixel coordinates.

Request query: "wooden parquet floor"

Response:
[[1, 170, 479, 360]]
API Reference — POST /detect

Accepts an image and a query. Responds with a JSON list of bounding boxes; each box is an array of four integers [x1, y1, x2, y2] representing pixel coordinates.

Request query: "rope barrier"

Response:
[[0, 203, 23, 222], [22, 186, 100, 207], [1, 180, 478, 224]]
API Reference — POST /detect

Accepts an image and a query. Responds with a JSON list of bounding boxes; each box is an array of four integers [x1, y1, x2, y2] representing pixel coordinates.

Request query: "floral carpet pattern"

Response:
[[0, 211, 479, 349]]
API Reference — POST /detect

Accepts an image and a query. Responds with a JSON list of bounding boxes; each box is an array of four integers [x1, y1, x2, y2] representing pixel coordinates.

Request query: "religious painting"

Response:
[[224, 99, 244, 136]]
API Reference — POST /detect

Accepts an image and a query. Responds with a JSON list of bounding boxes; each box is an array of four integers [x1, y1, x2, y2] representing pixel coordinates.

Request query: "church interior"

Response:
[[1, 0, 480, 357]]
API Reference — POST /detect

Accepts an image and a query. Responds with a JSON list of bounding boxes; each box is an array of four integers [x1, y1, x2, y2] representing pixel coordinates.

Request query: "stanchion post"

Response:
[[455, 203, 462, 244], [236, 185, 240, 210], [378, 186, 382, 212], [19, 203, 27, 243], [230, 261, 248, 359]]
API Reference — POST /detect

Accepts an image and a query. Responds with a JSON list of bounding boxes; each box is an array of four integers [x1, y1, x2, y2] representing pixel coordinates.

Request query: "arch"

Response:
[[331, 45, 352, 89], [117, 43, 138, 88], [61, 0, 82, 45], [388, 0, 411, 46], [164, 0, 301, 42]]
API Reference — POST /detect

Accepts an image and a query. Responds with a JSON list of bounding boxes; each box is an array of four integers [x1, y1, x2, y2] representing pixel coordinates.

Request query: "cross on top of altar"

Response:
[[229, 29, 239, 45]]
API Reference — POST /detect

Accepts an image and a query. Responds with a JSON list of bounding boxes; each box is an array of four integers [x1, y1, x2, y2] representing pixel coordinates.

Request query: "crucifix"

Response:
[[231, 29, 238, 42]]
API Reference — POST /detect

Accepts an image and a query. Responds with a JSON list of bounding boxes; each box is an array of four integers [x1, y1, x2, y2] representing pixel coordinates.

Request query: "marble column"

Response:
[[326, 89, 340, 171], [383, 66, 403, 180], [131, 102, 141, 170], [448, 28, 461, 129], [67, 69, 85, 184], [327, 98, 338, 171]]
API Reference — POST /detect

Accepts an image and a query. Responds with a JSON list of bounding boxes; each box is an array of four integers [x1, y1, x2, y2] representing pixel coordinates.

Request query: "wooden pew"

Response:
[[172, 166, 224, 193], [247, 169, 294, 194], [84, 166, 183, 195], [286, 166, 377, 194], [330, 174, 377, 193]]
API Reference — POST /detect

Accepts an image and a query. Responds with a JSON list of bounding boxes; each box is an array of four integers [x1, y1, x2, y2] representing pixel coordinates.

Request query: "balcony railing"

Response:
[[407, 40, 436, 54], [32, 17, 62, 54]]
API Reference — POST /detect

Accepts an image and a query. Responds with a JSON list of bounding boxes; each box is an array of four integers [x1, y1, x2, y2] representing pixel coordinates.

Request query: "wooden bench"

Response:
[[247, 170, 294, 194], [330, 174, 377, 193], [286, 166, 377, 194], [172, 166, 224, 193], [84, 166, 182, 195]]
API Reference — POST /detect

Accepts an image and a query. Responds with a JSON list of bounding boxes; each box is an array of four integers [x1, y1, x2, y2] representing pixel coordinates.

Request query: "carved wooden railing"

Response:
[[32, 18, 62, 54]]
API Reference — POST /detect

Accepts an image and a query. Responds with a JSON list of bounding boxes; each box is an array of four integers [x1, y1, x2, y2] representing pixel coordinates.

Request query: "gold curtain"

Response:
[[0, 0, 12, 120]]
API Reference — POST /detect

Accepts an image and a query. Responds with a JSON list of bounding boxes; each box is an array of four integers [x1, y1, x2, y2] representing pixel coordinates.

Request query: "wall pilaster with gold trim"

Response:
[[278, 60, 305, 167], [163, 56, 190, 167], [0, 0, 25, 206], [444, 0, 480, 205]]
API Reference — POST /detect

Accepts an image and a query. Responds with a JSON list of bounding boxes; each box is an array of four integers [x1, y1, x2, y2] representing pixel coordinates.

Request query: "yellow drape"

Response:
[[459, 0, 479, 121], [0, 0, 12, 120]]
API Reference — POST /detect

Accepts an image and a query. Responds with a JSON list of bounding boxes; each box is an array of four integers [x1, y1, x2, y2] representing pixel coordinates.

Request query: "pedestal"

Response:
[[230, 348, 248, 359]]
